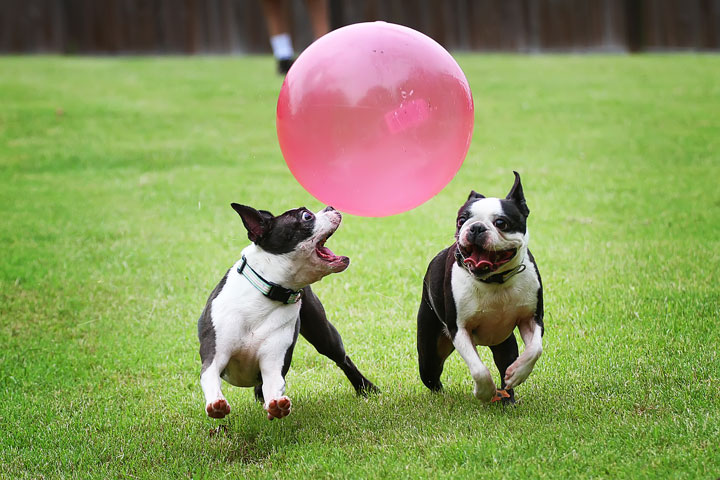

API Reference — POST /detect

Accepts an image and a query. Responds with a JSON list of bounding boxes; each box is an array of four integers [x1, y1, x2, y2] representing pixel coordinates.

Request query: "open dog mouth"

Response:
[[315, 230, 350, 268], [459, 244, 517, 273]]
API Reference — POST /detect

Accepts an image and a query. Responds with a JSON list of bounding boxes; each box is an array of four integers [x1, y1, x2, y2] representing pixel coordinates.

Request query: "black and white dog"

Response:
[[417, 172, 543, 404], [198, 203, 377, 420]]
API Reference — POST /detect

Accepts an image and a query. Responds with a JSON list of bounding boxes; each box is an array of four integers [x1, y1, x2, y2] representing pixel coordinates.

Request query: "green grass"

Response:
[[1, 54, 719, 479]]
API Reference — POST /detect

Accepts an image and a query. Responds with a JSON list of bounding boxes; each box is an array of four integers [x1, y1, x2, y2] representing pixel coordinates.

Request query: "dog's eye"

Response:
[[456, 217, 466, 228], [494, 218, 508, 230], [301, 211, 314, 222]]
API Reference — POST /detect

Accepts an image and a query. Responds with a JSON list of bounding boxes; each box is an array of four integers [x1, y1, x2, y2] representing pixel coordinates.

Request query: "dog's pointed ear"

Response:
[[257, 209, 274, 223], [467, 190, 485, 201], [231, 203, 272, 243], [506, 171, 529, 217]]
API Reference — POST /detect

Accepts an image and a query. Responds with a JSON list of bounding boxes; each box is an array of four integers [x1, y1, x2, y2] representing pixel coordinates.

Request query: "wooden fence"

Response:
[[1, 0, 719, 54]]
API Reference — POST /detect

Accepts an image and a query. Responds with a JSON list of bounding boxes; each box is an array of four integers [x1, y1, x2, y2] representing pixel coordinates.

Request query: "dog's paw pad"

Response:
[[206, 398, 231, 419], [265, 396, 292, 420], [491, 389, 511, 403]]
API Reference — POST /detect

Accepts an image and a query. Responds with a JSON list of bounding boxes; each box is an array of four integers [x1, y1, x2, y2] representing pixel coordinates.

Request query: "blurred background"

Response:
[[1, 0, 719, 55]]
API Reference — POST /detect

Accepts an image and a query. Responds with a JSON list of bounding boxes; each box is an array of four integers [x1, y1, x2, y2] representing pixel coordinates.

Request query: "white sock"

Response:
[[270, 33, 294, 60]]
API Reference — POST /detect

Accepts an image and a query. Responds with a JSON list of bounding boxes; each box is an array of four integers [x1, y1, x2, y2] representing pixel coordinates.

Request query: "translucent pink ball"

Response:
[[277, 22, 474, 217]]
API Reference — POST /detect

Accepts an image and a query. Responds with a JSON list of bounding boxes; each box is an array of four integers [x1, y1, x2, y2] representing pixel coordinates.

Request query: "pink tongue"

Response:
[[317, 245, 336, 259], [464, 251, 493, 270]]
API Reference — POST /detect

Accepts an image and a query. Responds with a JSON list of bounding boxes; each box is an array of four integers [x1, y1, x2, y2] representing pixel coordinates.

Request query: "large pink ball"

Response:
[[276, 22, 474, 217]]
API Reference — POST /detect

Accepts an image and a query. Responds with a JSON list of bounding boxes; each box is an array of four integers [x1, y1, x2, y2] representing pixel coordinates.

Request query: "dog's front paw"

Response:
[[206, 398, 231, 419], [504, 360, 534, 390], [473, 375, 497, 403], [264, 396, 292, 420]]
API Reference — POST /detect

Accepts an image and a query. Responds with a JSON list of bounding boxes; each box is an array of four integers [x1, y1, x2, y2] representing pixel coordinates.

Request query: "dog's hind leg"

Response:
[[489, 333, 519, 404], [254, 384, 264, 403], [299, 286, 379, 395], [417, 294, 454, 392]]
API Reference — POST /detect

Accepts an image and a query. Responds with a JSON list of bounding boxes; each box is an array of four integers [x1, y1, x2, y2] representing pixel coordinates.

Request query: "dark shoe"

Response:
[[278, 58, 294, 75]]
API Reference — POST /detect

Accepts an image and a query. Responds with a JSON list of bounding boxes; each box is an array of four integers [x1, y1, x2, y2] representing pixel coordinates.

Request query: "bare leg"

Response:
[[261, 0, 294, 73], [305, 0, 329, 38], [261, 0, 289, 37]]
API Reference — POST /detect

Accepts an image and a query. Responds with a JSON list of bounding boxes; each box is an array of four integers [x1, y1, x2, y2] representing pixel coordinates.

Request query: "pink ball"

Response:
[[277, 22, 474, 217]]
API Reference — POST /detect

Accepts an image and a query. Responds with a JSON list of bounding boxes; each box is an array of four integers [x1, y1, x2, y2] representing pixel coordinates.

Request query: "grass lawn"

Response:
[[1, 54, 719, 479]]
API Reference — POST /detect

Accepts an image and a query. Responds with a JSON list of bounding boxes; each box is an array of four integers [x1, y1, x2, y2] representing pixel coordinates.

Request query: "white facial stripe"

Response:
[[469, 198, 503, 221], [459, 198, 502, 239], [458, 197, 527, 257], [312, 209, 331, 236], [304, 208, 339, 244]]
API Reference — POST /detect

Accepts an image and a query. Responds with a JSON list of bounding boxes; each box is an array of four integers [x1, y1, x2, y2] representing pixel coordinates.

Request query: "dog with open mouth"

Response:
[[416, 172, 544, 404], [198, 204, 377, 420]]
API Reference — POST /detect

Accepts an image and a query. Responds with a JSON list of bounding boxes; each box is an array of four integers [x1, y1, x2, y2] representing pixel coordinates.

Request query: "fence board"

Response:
[[0, 0, 718, 54]]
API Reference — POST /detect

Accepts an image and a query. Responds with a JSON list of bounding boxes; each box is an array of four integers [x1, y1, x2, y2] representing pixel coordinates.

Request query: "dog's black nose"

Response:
[[322, 206, 336, 213], [469, 223, 487, 237]]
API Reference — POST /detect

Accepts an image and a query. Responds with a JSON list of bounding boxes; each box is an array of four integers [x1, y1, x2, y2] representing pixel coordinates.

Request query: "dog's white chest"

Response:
[[451, 263, 539, 346], [211, 264, 300, 387]]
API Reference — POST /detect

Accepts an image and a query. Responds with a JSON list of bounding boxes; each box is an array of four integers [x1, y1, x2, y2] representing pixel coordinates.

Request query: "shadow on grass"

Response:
[[197, 385, 560, 466]]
